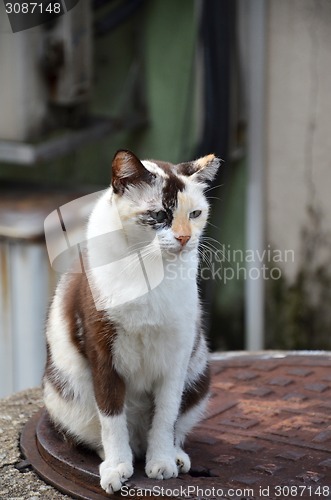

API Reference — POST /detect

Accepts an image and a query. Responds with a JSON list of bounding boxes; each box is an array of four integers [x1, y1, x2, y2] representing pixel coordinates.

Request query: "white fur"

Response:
[[45, 166, 213, 494], [99, 412, 133, 493], [142, 160, 169, 178]]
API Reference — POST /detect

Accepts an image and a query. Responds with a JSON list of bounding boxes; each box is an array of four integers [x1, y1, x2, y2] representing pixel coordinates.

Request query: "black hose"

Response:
[[196, 0, 235, 163]]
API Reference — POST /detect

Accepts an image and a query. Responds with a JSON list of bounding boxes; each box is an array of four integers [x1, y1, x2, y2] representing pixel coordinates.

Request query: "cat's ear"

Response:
[[178, 154, 221, 184], [111, 150, 155, 195]]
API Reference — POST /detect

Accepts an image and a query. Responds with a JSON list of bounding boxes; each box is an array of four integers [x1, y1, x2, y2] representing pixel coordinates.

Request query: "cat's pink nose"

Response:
[[175, 235, 191, 247]]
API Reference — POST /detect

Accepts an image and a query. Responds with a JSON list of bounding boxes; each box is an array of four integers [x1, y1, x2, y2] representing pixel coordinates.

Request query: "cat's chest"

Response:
[[113, 326, 176, 382], [111, 275, 197, 332], [110, 285, 198, 389]]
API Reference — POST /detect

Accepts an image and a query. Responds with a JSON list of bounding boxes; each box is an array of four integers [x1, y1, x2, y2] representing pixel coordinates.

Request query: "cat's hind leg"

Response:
[[43, 377, 102, 453], [175, 343, 210, 475], [175, 395, 209, 473]]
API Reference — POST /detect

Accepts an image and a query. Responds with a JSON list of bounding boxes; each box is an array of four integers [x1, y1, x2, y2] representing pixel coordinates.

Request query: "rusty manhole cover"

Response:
[[21, 353, 331, 499]]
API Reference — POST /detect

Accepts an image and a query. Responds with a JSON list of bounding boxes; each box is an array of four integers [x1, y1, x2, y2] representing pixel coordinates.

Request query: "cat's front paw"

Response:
[[176, 448, 191, 473], [145, 458, 178, 480], [99, 461, 133, 494]]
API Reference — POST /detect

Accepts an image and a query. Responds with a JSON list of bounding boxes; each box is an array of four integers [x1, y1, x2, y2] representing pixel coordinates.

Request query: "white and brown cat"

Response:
[[44, 150, 220, 494]]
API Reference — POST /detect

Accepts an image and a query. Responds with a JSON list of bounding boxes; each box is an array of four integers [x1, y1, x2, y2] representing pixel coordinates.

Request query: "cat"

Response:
[[43, 149, 220, 494]]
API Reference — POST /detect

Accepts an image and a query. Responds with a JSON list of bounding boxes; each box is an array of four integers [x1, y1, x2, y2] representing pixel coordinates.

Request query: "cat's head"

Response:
[[111, 150, 220, 256]]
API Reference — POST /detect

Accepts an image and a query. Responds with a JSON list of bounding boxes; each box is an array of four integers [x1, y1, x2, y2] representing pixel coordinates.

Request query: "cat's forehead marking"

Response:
[[162, 172, 185, 211], [142, 160, 169, 179], [142, 159, 186, 212]]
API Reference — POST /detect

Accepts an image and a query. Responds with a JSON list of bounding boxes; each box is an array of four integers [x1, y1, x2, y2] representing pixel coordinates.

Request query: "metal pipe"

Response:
[[244, 0, 266, 350]]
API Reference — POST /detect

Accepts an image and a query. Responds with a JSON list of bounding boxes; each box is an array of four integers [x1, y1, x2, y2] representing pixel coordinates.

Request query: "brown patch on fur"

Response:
[[152, 160, 174, 174], [112, 150, 155, 195], [148, 159, 185, 211], [180, 364, 210, 415], [60, 272, 126, 416], [162, 173, 185, 212], [62, 273, 87, 358], [177, 155, 215, 177], [44, 344, 75, 401], [178, 154, 219, 184], [177, 162, 196, 177]]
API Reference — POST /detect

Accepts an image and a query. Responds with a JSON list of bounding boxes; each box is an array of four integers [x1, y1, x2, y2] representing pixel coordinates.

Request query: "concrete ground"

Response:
[[0, 388, 69, 500]]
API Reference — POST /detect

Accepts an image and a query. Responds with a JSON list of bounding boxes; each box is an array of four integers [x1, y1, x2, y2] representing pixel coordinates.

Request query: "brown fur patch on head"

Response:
[[152, 160, 175, 175], [177, 154, 220, 183], [112, 150, 155, 195], [162, 172, 185, 212]]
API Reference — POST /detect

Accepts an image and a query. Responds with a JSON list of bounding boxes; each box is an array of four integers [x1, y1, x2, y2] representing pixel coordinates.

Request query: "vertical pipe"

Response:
[[245, 0, 266, 350]]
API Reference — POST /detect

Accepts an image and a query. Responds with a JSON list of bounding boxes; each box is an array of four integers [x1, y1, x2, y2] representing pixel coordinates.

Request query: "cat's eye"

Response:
[[150, 210, 168, 223], [189, 210, 202, 219]]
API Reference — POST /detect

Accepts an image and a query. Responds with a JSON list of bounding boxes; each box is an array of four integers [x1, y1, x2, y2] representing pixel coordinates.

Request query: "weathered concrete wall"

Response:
[[266, 0, 331, 280], [265, 0, 331, 348]]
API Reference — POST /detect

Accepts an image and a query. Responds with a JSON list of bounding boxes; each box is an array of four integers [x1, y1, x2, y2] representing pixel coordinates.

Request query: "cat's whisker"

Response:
[[202, 235, 222, 246], [199, 241, 228, 268], [112, 245, 162, 278], [197, 246, 225, 281], [198, 245, 217, 267], [125, 240, 158, 254], [200, 239, 222, 256], [107, 252, 149, 278], [206, 196, 221, 202], [199, 243, 217, 261], [205, 221, 219, 231], [201, 237, 228, 260], [197, 249, 213, 271], [204, 183, 224, 194]]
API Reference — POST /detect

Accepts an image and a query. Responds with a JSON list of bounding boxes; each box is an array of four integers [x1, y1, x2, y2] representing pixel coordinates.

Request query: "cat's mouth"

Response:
[[161, 242, 196, 255]]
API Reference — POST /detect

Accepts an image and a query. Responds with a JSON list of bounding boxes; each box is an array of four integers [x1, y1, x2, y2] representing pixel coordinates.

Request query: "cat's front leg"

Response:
[[98, 412, 133, 494], [145, 373, 186, 480], [90, 354, 133, 494]]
